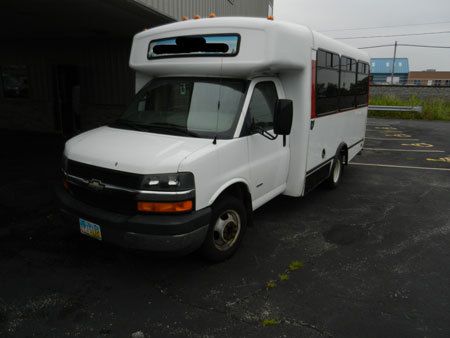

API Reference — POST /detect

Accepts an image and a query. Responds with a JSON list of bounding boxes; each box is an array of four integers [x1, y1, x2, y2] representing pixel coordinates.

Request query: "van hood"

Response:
[[65, 126, 212, 174]]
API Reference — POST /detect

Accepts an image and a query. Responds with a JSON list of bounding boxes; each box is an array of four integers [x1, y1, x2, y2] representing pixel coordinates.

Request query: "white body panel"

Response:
[[65, 126, 211, 174], [306, 109, 367, 173], [64, 17, 369, 213], [130, 18, 311, 80]]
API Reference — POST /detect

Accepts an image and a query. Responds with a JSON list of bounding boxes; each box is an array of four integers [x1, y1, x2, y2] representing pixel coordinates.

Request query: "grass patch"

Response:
[[288, 260, 304, 271], [262, 318, 280, 327], [369, 95, 450, 120], [266, 280, 277, 289], [279, 273, 289, 281]]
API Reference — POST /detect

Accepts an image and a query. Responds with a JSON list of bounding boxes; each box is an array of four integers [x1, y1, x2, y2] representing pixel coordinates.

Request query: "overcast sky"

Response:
[[274, 0, 450, 71]]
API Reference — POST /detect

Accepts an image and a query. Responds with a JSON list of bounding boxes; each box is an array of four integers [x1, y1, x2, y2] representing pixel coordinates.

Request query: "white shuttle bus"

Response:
[[58, 16, 370, 261]]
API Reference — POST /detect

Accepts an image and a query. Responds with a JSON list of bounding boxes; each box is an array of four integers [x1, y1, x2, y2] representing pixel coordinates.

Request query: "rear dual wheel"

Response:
[[325, 155, 344, 189]]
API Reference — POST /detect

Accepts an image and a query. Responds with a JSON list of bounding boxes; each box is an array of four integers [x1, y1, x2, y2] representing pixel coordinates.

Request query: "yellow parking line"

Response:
[[401, 143, 434, 148], [351, 162, 450, 171], [366, 137, 419, 141], [364, 148, 445, 153], [427, 156, 450, 163]]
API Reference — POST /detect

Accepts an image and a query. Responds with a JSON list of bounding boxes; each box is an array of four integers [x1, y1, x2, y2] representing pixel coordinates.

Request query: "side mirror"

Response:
[[273, 99, 293, 136]]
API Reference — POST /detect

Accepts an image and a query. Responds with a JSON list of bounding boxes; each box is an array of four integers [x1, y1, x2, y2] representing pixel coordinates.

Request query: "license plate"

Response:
[[79, 218, 102, 241]]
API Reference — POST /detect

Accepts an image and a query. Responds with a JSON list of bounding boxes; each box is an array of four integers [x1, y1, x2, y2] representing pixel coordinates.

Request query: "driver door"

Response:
[[242, 79, 290, 206]]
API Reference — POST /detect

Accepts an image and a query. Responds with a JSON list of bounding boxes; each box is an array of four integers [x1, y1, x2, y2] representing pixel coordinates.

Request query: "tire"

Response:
[[325, 155, 344, 189], [200, 195, 247, 262]]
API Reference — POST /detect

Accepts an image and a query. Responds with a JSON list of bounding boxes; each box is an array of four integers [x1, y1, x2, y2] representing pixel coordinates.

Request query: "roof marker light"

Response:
[[208, 12, 216, 18], [193, 15, 201, 20], [181, 16, 189, 21], [267, 15, 274, 20]]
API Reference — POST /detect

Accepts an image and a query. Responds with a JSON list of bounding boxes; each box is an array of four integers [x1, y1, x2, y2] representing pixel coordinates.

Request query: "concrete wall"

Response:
[[370, 85, 450, 101], [139, 0, 273, 20]]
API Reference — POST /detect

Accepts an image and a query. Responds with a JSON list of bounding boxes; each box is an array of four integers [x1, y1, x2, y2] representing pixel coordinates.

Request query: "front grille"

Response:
[[67, 160, 144, 189], [66, 160, 143, 214], [68, 183, 136, 215]]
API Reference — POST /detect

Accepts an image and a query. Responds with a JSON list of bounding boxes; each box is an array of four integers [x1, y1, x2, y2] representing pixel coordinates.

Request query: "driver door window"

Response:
[[244, 80, 289, 202], [246, 81, 278, 132]]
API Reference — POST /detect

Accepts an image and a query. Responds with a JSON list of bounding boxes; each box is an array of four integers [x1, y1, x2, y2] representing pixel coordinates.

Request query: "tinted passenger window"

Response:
[[316, 50, 340, 115], [356, 62, 369, 107], [246, 82, 278, 131], [339, 57, 357, 110]]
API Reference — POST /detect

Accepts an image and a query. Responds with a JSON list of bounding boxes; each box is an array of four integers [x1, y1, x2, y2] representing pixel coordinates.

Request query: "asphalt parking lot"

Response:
[[0, 118, 449, 337]]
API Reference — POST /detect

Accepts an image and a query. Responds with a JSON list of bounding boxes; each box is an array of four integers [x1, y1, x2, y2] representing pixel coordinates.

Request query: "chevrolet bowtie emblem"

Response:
[[87, 179, 105, 191]]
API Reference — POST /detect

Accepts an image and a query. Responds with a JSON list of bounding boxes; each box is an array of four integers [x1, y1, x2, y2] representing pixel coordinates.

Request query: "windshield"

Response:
[[113, 77, 248, 139]]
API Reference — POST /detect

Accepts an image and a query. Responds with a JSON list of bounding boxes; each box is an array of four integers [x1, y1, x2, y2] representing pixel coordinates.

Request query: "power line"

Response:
[[358, 43, 450, 49], [335, 30, 450, 40], [358, 44, 395, 49], [321, 19, 450, 32], [400, 43, 450, 49]]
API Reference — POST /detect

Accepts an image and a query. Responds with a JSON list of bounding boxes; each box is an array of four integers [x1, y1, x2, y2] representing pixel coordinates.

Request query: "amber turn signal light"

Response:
[[137, 200, 193, 213]]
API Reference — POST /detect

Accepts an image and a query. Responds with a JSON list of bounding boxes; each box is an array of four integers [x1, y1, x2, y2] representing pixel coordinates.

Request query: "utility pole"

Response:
[[390, 40, 397, 84]]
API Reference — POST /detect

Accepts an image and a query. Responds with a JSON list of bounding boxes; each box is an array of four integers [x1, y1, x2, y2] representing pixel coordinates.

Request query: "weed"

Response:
[[279, 273, 289, 281], [262, 318, 280, 326], [266, 280, 277, 289], [289, 260, 304, 271]]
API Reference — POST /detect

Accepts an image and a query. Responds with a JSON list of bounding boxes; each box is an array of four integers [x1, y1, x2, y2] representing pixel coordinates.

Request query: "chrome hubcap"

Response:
[[213, 210, 241, 251], [333, 158, 341, 183]]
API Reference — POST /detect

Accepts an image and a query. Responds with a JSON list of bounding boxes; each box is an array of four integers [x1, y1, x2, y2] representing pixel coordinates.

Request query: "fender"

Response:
[[335, 142, 348, 165], [208, 178, 252, 206]]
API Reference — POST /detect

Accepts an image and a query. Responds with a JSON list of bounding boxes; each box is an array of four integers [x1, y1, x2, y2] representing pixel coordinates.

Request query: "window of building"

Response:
[[445, 80, 450, 86], [386, 62, 390, 67], [398, 62, 403, 67], [339, 56, 357, 110], [246, 81, 278, 132], [316, 50, 340, 115], [356, 61, 369, 107], [1, 65, 29, 98], [434, 80, 442, 86], [413, 80, 421, 86]]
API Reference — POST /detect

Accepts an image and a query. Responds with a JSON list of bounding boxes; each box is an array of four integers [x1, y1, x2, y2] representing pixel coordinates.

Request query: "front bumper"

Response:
[[56, 185, 211, 253]]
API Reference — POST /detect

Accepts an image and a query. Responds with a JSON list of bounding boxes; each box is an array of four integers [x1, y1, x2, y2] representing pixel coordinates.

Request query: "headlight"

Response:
[[140, 172, 195, 192]]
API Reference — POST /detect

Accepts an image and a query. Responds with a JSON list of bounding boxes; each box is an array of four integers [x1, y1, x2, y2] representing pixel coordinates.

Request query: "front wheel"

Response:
[[200, 196, 247, 262], [325, 155, 344, 189]]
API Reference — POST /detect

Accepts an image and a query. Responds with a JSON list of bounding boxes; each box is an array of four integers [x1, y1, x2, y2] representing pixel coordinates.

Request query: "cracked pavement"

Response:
[[0, 118, 449, 337]]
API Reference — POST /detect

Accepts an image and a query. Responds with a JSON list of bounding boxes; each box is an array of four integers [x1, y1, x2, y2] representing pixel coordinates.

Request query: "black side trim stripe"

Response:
[[348, 138, 364, 150], [306, 138, 363, 177], [306, 157, 334, 176]]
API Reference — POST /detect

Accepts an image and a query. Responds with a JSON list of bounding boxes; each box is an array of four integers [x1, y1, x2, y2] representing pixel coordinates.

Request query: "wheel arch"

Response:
[[209, 179, 254, 226], [335, 142, 348, 165]]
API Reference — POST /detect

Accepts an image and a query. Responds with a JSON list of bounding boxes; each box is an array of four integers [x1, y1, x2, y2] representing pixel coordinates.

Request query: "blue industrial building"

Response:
[[370, 58, 409, 85]]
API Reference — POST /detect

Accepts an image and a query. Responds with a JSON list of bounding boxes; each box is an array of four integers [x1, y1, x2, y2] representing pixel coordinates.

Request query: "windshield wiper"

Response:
[[110, 120, 148, 132], [147, 123, 200, 137]]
